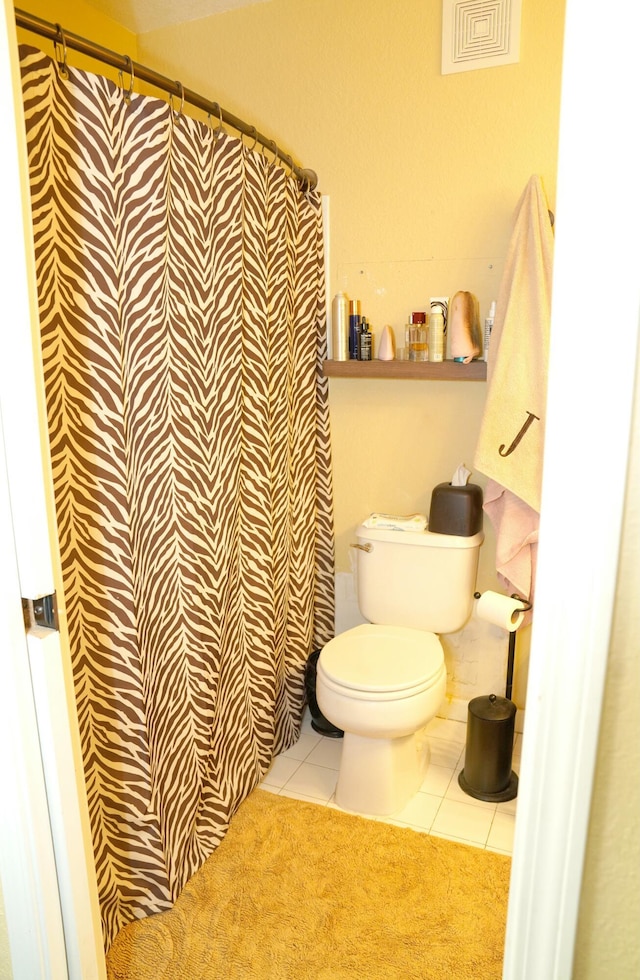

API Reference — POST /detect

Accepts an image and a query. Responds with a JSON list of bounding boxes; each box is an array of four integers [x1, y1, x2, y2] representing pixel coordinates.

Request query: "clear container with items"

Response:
[[409, 311, 428, 361]]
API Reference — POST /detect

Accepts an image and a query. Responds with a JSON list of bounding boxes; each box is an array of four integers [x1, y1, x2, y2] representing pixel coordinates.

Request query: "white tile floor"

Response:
[[260, 711, 520, 855]]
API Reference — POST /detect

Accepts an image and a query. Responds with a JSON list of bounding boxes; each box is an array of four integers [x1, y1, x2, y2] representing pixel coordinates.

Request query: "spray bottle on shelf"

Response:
[[358, 318, 372, 360], [331, 291, 349, 361], [349, 299, 361, 360], [409, 312, 428, 361], [483, 301, 496, 362]]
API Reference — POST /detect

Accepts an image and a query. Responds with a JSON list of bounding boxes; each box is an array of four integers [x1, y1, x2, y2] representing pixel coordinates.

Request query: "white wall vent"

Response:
[[441, 0, 522, 75]]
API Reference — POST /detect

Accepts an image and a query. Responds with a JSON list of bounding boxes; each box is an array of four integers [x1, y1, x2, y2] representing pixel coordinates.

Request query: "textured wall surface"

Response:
[[573, 362, 640, 978]]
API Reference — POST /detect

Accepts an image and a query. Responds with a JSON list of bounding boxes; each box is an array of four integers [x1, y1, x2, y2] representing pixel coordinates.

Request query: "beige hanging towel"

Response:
[[474, 175, 554, 599]]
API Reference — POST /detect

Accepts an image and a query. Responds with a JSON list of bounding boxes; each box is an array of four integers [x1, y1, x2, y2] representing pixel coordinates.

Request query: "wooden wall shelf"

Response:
[[322, 359, 487, 381]]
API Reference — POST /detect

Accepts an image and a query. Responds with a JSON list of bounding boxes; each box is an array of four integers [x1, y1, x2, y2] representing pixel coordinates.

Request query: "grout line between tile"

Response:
[[262, 727, 516, 855]]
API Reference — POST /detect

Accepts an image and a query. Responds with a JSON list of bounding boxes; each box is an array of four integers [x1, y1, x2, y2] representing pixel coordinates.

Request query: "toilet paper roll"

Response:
[[476, 590, 527, 632]]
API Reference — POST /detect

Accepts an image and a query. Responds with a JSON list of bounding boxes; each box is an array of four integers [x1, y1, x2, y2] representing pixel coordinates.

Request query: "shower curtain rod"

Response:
[[14, 8, 318, 191]]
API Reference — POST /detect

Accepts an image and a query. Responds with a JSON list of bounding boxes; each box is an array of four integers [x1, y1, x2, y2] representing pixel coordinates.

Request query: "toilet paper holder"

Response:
[[474, 591, 532, 700]]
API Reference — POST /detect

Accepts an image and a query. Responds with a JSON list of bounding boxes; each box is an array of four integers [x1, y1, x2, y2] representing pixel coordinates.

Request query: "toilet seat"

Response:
[[319, 624, 443, 701]]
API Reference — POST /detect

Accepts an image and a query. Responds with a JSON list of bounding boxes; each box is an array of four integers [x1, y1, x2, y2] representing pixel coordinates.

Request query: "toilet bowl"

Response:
[[317, 624, 446, 815]]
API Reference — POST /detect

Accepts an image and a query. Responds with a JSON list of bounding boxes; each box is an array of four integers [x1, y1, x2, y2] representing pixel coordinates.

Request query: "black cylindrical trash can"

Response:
[[458, 693, 518, 802], [304, 650, 343, 738]]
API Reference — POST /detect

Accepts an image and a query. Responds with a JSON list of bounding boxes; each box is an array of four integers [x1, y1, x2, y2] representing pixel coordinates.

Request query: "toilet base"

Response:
[[335, 726, 430, 816]]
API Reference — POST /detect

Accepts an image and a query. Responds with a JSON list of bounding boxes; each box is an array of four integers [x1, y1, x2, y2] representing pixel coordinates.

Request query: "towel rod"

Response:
[[14, 8, 318, 191]]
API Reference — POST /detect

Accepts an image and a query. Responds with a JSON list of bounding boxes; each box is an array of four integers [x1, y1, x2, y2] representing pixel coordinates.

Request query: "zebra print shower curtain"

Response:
[[20, 45, 335, 948]]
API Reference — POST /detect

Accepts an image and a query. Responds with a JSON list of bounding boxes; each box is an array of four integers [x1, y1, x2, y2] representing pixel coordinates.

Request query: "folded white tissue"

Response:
[[362, 513, 427, 531], [452, 463, 471, 486]]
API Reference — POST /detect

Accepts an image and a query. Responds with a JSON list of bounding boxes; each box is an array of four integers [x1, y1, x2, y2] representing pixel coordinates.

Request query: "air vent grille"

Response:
[[442, 0, 521, 75]]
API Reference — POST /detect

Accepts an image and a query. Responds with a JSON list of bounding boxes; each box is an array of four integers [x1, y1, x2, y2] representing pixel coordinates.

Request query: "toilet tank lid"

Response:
[[356, 524, 484, 549], [320, 624, 443, 693]]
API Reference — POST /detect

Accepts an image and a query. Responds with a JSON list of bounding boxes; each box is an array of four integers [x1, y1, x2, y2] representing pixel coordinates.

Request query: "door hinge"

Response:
[[22, 593, 59, 632]]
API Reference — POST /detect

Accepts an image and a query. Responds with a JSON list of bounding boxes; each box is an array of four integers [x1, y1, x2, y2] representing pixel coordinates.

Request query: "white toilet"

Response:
[[317, 521, 484, 816]]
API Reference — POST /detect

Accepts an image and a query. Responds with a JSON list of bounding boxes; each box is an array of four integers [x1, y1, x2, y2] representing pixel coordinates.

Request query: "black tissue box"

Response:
[[429, 482, 483, 536]]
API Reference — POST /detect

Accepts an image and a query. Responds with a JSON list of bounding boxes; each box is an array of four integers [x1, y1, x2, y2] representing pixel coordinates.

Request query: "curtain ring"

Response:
[[118, 55, 135, 104], [54, 24, 69, 79], [243, 125, 258, 153], [283, 153, 294, 178], [268, 139, 279, 167], [169, 81, 185, 120], [260, 139, 277, 167], [207, 102, 225, 141]]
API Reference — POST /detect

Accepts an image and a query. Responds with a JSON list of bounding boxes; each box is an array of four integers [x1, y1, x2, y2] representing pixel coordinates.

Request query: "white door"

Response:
[[0, 3, 105, 977]]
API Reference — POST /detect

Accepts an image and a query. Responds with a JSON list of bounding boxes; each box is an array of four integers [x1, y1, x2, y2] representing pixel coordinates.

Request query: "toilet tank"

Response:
[[354, 523, 484, 634]]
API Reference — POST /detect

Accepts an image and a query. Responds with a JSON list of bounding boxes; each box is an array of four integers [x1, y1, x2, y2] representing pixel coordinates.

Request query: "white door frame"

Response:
[[0, 419, 68, 980], [503, 0, 640, 975], [0, 2, 105, 977]]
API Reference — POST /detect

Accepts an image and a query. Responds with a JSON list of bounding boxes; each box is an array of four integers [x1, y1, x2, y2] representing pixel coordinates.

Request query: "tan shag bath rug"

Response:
[[106, 789, 510, 979]]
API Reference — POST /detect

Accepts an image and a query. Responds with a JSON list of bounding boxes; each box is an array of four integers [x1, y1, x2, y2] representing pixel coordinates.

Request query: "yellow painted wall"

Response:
[[573, 363, 640, 978]]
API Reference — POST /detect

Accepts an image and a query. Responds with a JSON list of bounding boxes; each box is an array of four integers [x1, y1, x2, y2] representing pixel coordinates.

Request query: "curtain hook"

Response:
[[283, 152, 294, 178], [54, 23, 69, 79], [259, 139, 276, 167], [259, 140, 275, 167], [268, 139, 279, 167], [169, 80, 185, 121], [282, 153, 293, 178], [243, 125, 258, 153], [118, 55, 135, 105], [207, 102, 225, 141]]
